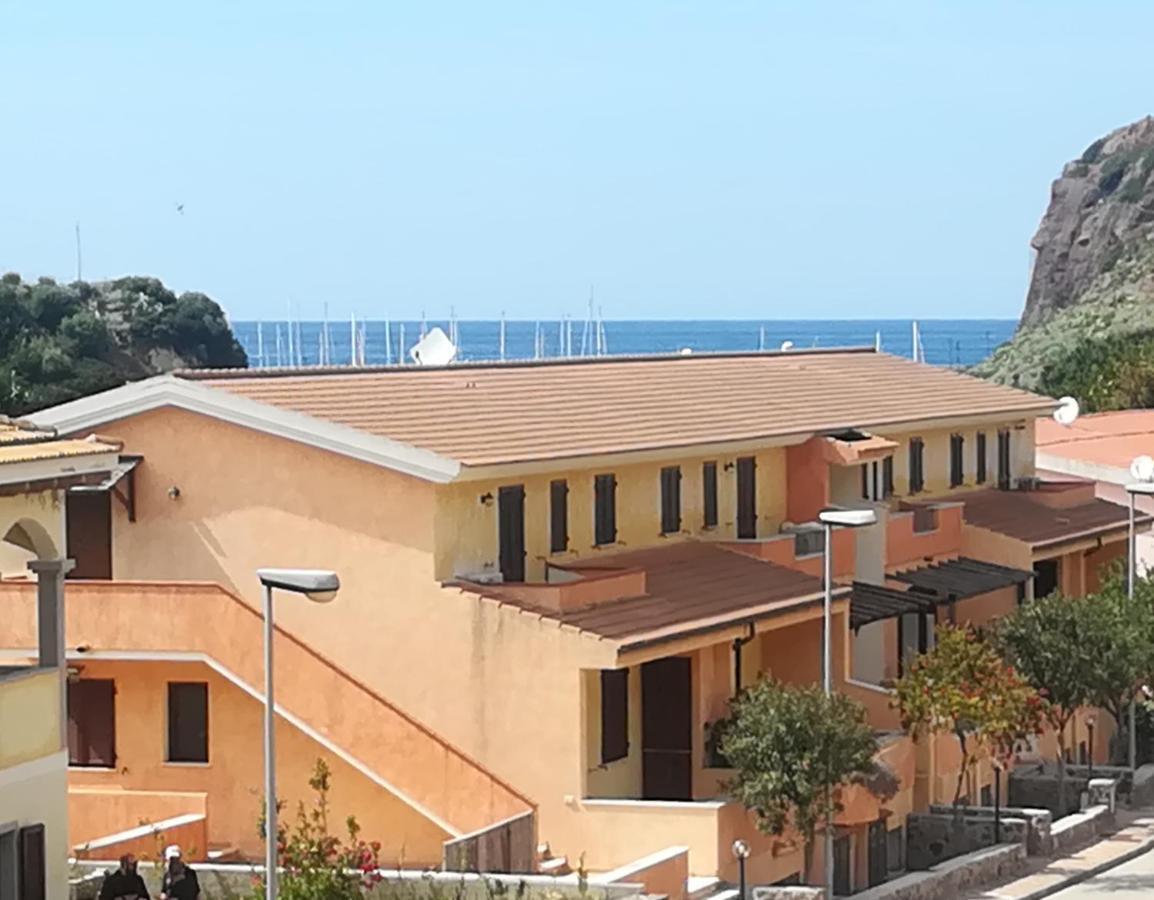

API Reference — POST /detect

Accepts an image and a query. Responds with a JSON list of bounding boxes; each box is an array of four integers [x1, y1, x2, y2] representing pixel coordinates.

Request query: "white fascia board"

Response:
[[27, 375, 461, 484], [0, 450, 123, 487], [1035, 452, 1130, 487]]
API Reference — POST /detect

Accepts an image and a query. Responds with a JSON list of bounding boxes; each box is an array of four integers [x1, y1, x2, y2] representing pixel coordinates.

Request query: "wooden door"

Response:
[[868, 819, 887, 887], [641, 657, 692, 800], [498, 485, 526, 583], [736, 457, 757, 539], [66, 490, 112, 579], [67, 679, 116, 767]]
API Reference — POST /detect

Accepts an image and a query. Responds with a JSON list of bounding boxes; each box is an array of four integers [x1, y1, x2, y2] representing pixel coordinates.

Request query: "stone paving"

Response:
[[962, 812, 1154, 900]]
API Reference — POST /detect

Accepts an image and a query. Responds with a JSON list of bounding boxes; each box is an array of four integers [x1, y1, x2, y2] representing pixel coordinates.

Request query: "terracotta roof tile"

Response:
[[0, 436, 121, 465], [958, 487, 1148, 548], [183, 350, 1055, 466], [464, 541, 834, 649], [1036, 411, 1154, 471]]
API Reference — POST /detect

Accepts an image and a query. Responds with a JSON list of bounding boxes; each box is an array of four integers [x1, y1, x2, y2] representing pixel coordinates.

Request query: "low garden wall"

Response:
[[928, 805, 1052, 856], [906, 813, 1027, 871], [851, 844, 1025, 900]]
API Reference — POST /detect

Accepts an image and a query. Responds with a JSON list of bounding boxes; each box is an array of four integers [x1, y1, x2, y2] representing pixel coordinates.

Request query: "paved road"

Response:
[[1048, 845, 1154, 897]]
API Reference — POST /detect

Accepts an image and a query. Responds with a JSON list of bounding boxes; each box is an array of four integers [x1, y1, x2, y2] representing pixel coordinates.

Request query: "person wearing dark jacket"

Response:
[[99, 855, 149, 900], [159, 846, 201, 900]]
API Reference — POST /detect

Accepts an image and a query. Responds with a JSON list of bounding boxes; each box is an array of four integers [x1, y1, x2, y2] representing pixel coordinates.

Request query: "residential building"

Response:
[[0, 421, 122, 900], [0, 349, 1143, 894]]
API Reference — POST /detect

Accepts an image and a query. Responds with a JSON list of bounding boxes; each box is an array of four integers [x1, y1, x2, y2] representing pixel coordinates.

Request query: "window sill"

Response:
[[68, 765, 116, 772], [164, 761, 211, 768]]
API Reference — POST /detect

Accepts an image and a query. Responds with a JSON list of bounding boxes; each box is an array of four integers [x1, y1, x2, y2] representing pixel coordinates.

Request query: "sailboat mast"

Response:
[[499, 311, 507, 361], [384, 316, 393, 365]]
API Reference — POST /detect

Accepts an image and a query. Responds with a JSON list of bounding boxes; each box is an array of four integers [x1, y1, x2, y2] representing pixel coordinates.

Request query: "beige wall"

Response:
[[0, 669, 60, 769], [1, 751, 69, 900], [436, 448, 788, 583], [0, 490, 65, 576]]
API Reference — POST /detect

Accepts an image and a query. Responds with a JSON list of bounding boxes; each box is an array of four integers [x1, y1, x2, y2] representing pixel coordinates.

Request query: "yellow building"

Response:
[[0, 349, 1141, 895], [0, 421, 122, 900]]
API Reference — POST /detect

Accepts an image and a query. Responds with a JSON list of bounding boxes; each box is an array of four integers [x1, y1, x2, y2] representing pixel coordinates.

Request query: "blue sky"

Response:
[[1, 2, 1152, 321]]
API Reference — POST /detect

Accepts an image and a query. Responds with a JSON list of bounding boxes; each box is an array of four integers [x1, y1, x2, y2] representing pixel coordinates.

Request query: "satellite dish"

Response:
[[410, 327, 457, 366], [1131, 455, 1154, 482], [680, 347, 693, 356], [1053, 396, 1080, 427], [780, 341, 794, 352]]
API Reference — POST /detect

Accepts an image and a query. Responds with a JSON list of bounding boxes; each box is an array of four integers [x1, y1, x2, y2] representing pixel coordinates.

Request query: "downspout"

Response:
[[732, 622, 756, 696]]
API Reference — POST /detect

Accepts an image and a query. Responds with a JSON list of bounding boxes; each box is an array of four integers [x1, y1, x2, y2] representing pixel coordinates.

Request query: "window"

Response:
[[861, 463, 870, 500], [1034, 558, 1059, 600], [0, 826, 17, 900], [594, 474, 617, 546], [736, 457, 757, 539], [949, 433, 965, 487], [660, 466, 682, 534], [997, 430, 1012, 489], [976, 432, 987, 484], [600, 669, 629, 764], [66, 490, 112, 579], [17, 827, 43, 900], [886, 826, 904, 874], [981, 784, 993, 806], [67, 679, 115, 767], [167, 682, 209, 763], [908, 438, 925, 493], [702, 462, 718, 529], [549, 479, 569, 553], [497, 485, 526, 583], [882, 456, 895, 498]]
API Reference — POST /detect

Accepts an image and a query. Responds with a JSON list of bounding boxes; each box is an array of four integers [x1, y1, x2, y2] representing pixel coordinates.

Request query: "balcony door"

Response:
[[641, 657, 692, 800], [498, 485, 525, 583], [66, 490, 112, 579]]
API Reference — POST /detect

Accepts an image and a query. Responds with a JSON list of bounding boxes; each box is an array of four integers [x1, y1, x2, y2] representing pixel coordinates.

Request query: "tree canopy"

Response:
[[1038, 329, 1154, 412], [721, 678, 881, 883], [0, 272, 246, 416]]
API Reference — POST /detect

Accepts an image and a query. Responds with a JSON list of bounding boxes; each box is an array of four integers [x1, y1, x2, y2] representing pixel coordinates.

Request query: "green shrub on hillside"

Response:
[[1039, 329, 1154, 412]]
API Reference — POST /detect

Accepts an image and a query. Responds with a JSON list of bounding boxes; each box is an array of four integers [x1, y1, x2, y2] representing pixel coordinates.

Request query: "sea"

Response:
[[230, 319, 1016, 370]]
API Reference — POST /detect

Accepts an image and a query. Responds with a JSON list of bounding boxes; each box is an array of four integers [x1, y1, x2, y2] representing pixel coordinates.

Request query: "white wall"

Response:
[[0, 751, 69, 900]]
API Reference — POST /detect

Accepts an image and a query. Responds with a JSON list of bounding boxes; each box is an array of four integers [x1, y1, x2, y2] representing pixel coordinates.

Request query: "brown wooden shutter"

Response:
[[702, 462, 718, 528], [168, 682, 209, 763], [66, 491, 112, 579], [67, 679, 116, 767], [736, 457, 757, 539], [549, 480, 568, 553], [594, 475, 617, 545], [976, 432, 987, 484], [909, 439, 924, 493], [18, 825, 45, 900], [497, 485, 526, 583], [882, 456, 894, 498], [660, 467, 681, 534], [600, 669, 629, 763]]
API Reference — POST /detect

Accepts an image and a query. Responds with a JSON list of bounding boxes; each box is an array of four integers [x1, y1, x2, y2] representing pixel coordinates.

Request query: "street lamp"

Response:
[[1086, 713, 1096, 781], [732, 839, 750, 900], [257, 568, 340, 900], [816, 507, 878, 894], [991, 758, 1004, 844], [1125, 461, 1154, 772]]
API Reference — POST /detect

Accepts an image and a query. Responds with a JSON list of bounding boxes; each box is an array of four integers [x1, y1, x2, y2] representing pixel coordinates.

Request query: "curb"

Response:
[[1013, 832, 1154, 900]]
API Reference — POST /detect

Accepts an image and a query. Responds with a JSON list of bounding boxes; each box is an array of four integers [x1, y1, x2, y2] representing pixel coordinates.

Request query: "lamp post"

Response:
[[732, 839, 750, 900], [257, 568, 340, 900], [992, 758, 1004, 844], [1125, 459, 1154, 773], [1086, 713, 1096, 781], [817, 507, 878, 895]]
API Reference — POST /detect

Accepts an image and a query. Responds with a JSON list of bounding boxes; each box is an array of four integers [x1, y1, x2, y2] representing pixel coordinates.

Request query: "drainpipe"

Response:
[[732, 623, 756, 696]]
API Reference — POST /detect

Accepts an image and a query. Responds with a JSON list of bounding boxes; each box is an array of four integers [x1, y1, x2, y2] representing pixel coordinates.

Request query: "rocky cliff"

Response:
[[975, 116, 1154, 390]]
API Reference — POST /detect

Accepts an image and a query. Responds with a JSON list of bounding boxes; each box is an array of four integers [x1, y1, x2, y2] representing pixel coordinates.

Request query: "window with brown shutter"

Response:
[[18, 825, 44, 900], [997, 430, 1012, 489], [882, 456, 895, 498], [976, 432, 987, 484], [65, 491, 112, 580], [736, 457, 757, 539], [168, 682, 209, 763], [600, 669, 629, 764], [660, 466, 681, 534], [594, 474, 617, 545], [949, 434, 965, 487], [67, 679, 115, 768], [702, 462, 718, 528], [908, 438, 925, 493], [497, 485, 526, 583], [549, 480, 569, 553]]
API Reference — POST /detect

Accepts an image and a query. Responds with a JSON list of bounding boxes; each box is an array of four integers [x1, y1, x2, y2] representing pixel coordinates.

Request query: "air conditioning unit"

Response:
[[457, 569, 504, 585]]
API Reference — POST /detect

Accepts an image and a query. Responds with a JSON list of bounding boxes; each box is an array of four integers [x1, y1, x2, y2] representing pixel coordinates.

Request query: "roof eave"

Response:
[[26, 375, 462, 485]]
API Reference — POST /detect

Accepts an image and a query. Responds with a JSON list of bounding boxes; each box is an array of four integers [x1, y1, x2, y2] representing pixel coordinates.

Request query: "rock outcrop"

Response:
[[975, 116, 1154, 389]]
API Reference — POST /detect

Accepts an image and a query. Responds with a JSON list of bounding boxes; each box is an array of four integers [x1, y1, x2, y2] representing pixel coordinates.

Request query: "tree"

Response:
[[997, 593, 1112, 811], [720, 679, 881, 883], [253, 759, 383, 900], [894, 625, 1043, 807]]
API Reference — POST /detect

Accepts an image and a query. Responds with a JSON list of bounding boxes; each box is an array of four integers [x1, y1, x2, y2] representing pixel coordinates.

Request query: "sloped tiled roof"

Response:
[[181, 349, 1056, 466], [959, 487, 1147, 548]]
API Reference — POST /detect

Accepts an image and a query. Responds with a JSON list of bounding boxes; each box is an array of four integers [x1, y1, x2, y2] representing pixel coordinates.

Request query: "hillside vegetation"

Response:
[[0, 273, 246, 416]]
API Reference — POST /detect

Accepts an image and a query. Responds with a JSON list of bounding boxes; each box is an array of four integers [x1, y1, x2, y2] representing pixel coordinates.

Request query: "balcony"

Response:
[[886, 501, 964, 569], [0, 666, 60, 770], [721, 525, 856, 580]]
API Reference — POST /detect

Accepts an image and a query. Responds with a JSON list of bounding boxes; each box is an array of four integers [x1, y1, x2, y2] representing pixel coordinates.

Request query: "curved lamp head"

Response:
[[1130, 455, 1154, 484], [258, 568, 340, 603], [818, 508, 878, 529], [731, 839, 750, 860]]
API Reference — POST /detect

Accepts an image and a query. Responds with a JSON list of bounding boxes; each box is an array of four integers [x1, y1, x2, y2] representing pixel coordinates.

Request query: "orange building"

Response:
[[0, 348, 1143, 895]]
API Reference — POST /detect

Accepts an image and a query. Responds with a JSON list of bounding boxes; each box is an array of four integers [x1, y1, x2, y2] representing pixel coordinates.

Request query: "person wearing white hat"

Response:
[[159, 845, 200, 900]]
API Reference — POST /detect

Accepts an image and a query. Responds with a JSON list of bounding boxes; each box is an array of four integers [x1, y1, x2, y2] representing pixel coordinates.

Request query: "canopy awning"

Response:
[[821, 430, 899, 466], [68, 454, 141, 522], [850, 581, 937, 629], [890, 557, 1032, 600]]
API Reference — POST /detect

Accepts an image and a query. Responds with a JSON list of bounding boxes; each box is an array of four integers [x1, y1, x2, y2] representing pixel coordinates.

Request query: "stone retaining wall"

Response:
[[928, 805, 1052, 856], [851, 844, 1026, 900], [906, 813, 1027, 871]]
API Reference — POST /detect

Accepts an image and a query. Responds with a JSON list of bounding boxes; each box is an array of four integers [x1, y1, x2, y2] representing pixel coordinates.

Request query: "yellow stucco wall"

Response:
[[0, 489, 65, 576], [436, 448, 788, 582], [67, 660, 450, 864], [0, 668, 61, 769], [93, 408, 615, 862], [1, 751, 69, 900]]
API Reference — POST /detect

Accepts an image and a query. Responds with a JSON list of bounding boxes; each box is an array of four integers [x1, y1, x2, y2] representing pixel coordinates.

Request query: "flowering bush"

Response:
[[251, 759, 383, 900]]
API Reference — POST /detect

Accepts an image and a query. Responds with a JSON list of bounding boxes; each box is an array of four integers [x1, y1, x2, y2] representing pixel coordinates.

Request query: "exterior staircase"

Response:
[[536, 841, 572, 876]]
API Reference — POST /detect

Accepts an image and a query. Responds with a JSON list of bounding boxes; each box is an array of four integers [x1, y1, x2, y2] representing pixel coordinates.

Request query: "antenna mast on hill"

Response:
[[74, 222, 83, 281]]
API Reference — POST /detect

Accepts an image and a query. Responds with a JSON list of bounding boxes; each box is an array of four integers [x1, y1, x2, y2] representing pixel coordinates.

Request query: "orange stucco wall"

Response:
[[785, 439, 829, 523], [69, 788, 206, 849], [67, 660, 450, 864]]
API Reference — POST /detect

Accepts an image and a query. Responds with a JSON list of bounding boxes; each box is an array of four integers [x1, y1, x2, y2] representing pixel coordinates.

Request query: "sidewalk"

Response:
[[963, 811, 1154, 900]]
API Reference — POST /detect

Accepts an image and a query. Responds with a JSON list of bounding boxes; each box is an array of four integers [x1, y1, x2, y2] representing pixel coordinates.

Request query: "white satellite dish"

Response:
[[410, 327, 457, 366], [1131, 455, 1154, 482], [1053, 396, 1080, 427], [780, 341, 794, 352], [680, 347, 693, 356]]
